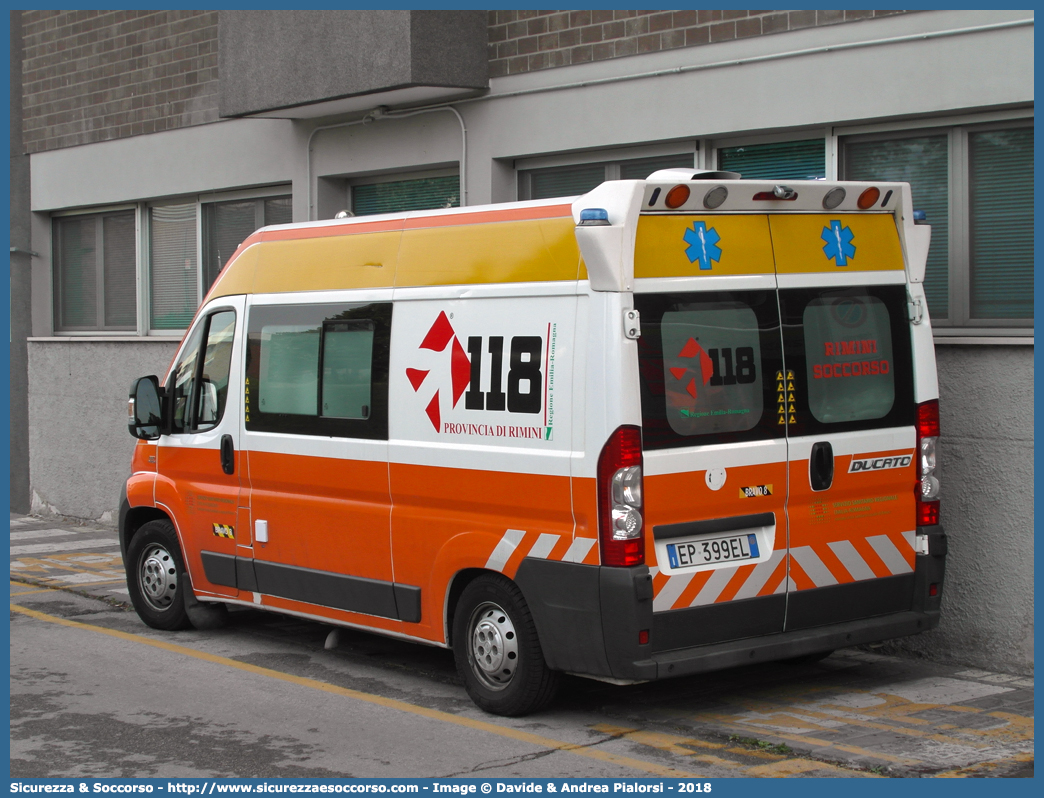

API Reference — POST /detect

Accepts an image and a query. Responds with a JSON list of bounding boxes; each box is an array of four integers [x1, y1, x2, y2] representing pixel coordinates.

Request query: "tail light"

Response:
[[597, 425, 645, 567], [916, 399, 941, 525]]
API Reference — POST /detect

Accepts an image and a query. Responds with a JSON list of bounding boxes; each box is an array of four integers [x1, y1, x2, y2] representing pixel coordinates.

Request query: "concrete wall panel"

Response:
[[30, 117, 296, 212], [475, 15, 1034, 165], [881, 345, 1035, 674], [219, 11, 487, 118], [27, 341, 178, 523]]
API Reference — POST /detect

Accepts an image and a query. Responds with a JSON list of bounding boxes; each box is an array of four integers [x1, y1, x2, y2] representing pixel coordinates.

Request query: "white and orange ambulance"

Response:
[[124, 170, 947, 715]]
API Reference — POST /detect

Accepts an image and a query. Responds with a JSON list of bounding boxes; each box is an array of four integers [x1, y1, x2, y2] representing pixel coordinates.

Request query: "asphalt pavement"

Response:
[[9, 512, 1034, 778]]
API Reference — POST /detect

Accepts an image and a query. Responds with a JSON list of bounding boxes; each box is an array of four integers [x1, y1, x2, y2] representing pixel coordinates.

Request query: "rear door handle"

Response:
[[809, 441, 833, 491], [220, 434, 235, 475]]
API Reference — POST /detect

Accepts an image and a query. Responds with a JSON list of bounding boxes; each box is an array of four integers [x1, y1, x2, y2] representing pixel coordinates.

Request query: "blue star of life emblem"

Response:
[[683, 222, 722, 270], [821, 220, 856, 266]]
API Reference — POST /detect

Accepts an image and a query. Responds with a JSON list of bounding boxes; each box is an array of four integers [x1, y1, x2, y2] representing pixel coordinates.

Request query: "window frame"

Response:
[[166, 307, 238, 435], [708, 127, 834, 183], [839, 117, 1034, 334], [346, 166, 460, 218], [200, 190, 292, 293], [516, 142, 698, 201], [50, 204, 142, 335], [634, 288, 786, 451], [48, 185, 291, 337], [244, 301, 392, 441]]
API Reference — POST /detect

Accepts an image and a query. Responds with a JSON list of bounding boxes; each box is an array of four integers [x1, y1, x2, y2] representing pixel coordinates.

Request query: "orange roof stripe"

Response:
[[402, 203, 573, 230]]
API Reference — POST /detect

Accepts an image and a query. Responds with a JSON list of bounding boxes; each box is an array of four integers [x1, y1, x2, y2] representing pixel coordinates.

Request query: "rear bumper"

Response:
[[515, 526, 946, 682], [642, 608, 938, 681]]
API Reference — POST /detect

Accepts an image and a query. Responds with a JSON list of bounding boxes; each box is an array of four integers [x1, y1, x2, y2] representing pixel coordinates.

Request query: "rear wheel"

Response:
[[126, 519, 192, 631], [452, 573, 558, 716]]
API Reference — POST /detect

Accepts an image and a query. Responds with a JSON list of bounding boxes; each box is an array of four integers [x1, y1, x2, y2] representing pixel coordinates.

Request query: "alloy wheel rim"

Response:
[[138, 543, 178, 611], [468, 601, 519, 690]]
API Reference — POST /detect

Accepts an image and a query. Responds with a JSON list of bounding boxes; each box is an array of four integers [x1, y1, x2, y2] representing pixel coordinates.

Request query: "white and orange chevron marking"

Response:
[[484, 529, 601, 574], [650, 531, 917, 611], [789, 530, 916, 590], [651, 549, 789, 612]]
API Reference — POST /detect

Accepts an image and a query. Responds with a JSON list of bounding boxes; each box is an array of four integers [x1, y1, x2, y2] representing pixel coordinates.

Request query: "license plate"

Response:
[[667, 533, 760, 569]]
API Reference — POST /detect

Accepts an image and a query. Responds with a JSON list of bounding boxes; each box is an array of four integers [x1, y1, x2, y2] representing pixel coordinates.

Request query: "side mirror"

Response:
[[128, 376, 165, 440]]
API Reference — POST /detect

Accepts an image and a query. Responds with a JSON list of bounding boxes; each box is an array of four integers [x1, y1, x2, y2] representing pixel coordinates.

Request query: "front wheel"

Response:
[[126, 519, 192, 631], [452, 573, 559, 716]]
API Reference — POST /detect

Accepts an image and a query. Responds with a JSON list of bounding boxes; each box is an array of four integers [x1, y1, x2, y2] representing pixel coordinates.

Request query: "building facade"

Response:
[[9, 9, 1033, 673]]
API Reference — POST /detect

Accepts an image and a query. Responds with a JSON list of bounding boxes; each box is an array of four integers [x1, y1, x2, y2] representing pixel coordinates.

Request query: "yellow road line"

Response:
[[705, 718, 921, 766], [11, 602, 697, 778], [591, 725, 743, 771], [590, 723, 880, 777], [719, 699, 992, 749], [10, 588, 59, 596]]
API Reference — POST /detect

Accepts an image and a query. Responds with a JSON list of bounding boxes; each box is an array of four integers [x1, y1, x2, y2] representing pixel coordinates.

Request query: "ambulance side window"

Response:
[[169, 309, 236, 434], [779, 285, 914, 435], [245, 302, 391, 440], [635, 290, 785, 450]]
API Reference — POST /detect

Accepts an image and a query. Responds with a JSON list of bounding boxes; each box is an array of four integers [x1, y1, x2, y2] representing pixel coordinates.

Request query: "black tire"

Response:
[[452, 573, 559, 716], [126, 519, 192, 631]]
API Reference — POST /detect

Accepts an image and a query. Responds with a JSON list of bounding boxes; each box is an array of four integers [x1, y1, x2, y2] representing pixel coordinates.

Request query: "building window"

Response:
[[843, 123, 1032, 328], [52, 209, 137, 332], [521, 153, 695, 201], [51, 188, 291, 335], [351, 175, 460, 217], [202, 196, 292, 291], [844, 135, 950, 317], [150, 202, 198, 331], [717, 139, 826, 180]]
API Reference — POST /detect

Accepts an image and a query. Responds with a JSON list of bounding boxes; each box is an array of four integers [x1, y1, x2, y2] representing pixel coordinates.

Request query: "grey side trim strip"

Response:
[[393, 584, 422, 624], [200, 551, 237, 589], [653, 512, 776, 541], [236, 557, 258, 593], [253, 560, 399, 619], [198, 552, 421, 623]]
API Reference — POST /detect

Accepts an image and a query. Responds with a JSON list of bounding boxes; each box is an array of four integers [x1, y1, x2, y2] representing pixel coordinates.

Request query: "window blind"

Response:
[[968, 128, 1033, 319], [54, 216, 97, 329], [352, 175, 460, 216], [265, 197, 293, 226], [53, 211, 136, 331], [202, 195, 293, 292], [150, 203, 198, 330], [718, 139, 826, 180], [844, 136, 950, 319], [102, 213, 137, 328], [202, 200, 256, 291], [530, 164, 605, 200], [619, 153, 695, 180]]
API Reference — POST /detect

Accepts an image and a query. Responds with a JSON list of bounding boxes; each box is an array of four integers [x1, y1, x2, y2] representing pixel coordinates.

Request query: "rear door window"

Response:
[[779, 285, 914, 435], [635, 290, 784, 449]]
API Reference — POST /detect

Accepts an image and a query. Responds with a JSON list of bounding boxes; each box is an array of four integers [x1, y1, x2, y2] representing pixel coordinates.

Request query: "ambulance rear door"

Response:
[[772, 212, 919, 631], [634, 214, 790, 650]]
